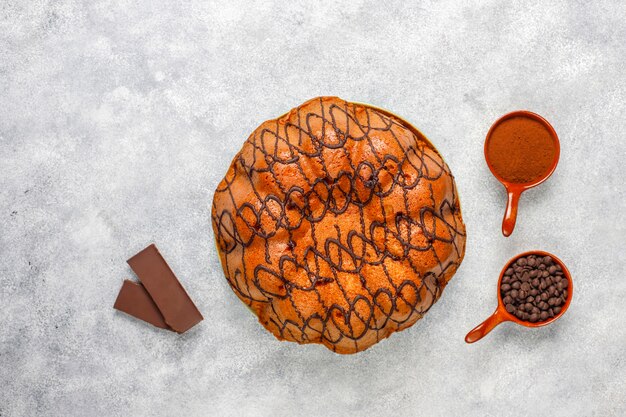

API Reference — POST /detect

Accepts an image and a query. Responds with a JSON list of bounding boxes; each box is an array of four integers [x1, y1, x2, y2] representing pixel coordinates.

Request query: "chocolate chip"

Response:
[[499, 254, 569, 324]]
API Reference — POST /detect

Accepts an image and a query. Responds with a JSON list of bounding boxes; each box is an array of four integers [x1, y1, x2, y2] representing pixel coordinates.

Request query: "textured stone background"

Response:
[[1, 1, 625, 416]]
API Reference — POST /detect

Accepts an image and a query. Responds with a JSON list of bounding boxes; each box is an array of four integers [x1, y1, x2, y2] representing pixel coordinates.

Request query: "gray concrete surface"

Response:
[[1, 1, 625, 416]]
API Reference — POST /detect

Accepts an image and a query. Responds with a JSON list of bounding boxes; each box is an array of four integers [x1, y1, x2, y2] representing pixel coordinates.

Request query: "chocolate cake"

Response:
[[212, 97, 466, 353]]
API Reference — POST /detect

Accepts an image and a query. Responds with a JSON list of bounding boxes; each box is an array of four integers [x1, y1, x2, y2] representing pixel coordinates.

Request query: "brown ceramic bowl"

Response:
[[484, 111, 560, 237], [465, 250, 573, 343]]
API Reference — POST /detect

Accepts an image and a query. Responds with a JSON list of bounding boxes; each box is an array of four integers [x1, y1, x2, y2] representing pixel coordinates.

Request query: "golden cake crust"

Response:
[[212, 97, 466, 354]]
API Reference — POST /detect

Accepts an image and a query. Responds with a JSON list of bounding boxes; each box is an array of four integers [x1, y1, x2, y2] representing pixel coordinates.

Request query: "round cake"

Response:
[[212, 97, 466, 354]]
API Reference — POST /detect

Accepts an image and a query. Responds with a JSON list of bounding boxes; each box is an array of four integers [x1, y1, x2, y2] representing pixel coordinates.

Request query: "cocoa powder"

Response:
[[486, 116, 557, 183]]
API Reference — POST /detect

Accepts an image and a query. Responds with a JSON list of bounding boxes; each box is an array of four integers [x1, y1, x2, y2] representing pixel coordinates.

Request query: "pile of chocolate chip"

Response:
[[500, 254, 569, 322]]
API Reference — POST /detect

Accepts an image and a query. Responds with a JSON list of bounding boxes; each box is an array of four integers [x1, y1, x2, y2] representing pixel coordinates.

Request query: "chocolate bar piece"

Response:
[[114, 280, 171, 330], [127, 244, 203, 333]]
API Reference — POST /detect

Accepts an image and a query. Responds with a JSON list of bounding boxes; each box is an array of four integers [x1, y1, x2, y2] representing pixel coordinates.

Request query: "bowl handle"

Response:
[[502, 187, 522, 237], [465, 309, 508, 343]]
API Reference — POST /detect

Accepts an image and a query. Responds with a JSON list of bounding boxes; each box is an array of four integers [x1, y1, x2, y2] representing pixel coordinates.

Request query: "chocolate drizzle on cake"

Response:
[[212, 97, 466, 354]]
